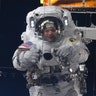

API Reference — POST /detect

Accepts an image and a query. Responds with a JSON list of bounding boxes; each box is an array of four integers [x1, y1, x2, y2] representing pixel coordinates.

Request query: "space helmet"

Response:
[[35, 17, 64, 40]]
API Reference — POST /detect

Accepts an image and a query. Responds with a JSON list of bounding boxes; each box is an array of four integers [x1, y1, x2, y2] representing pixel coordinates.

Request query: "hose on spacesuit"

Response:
[[77, 64, 88, 94]]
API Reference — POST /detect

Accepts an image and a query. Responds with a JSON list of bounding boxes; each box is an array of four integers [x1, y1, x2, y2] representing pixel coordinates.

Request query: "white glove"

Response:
[[56, 45, 88, 63], [56, 44, 89, 73], [19, 44, 40, 67], [55, 45, 79, 72], [55, 45, 72, 61]]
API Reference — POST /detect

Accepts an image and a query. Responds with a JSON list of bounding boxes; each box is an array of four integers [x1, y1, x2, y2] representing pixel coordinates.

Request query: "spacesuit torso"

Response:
[[13, 36, 88, 96]]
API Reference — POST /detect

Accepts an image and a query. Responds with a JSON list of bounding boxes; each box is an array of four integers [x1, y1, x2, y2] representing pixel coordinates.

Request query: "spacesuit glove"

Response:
[[19, 44, 40, 67], [55, 46, 72, 61]]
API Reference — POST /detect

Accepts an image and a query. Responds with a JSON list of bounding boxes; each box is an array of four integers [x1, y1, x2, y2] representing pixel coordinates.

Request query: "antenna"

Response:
[[43, 0, 45, 6], [82, 0, 85, 7], [48, 0, 51, 5], [43, 0, 51, 6]]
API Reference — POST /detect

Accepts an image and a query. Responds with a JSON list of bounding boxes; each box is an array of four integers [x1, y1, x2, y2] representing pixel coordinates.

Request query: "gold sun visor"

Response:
[[40, 0, 96, 7]]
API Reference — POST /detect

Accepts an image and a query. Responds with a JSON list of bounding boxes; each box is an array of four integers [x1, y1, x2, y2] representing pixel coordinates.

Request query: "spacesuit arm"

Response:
[[12, 43, 40, 71], [56, 39, 89, 72], [69, 44, 89, 63], [12, 49, 27, 71], [68, 44, 89, 72]]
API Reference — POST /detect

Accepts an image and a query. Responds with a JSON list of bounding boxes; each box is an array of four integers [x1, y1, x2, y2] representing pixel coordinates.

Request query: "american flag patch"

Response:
[[18, 41, 33, 49]]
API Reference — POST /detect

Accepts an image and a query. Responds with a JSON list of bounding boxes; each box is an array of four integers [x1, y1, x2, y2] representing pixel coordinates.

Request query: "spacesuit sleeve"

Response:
[[70, 43, 89, 64], [12, 49, 27, 71], [12, 41, 40, 71], [67, 42, 89, 72]]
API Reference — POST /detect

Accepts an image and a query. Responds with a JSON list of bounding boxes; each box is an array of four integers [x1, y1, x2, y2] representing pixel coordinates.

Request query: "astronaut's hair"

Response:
[[40, 20, 58, 32]]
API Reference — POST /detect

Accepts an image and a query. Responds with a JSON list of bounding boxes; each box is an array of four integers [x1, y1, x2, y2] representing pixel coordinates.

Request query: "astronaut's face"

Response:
[[43, 27, 58, 42]]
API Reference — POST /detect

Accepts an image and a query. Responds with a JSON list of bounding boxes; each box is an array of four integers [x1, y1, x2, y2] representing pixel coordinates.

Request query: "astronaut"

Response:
[[12, 6, 89, 96]]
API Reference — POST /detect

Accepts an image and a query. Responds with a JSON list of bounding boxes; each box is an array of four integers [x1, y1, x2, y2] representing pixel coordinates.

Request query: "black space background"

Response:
[[0, 0, 96, 96]]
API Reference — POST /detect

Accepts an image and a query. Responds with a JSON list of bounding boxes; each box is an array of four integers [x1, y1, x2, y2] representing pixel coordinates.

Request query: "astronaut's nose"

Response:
[[48, 31, 53, 34]]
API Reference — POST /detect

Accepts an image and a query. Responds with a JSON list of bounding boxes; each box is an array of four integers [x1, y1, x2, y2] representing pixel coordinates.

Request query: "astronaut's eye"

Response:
[[45, 29, 56, 32], [44, 28, 56, 33]]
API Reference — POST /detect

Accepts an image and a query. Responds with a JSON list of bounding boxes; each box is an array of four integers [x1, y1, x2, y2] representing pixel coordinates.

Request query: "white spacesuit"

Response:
[[12, 6, 89, 96]]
